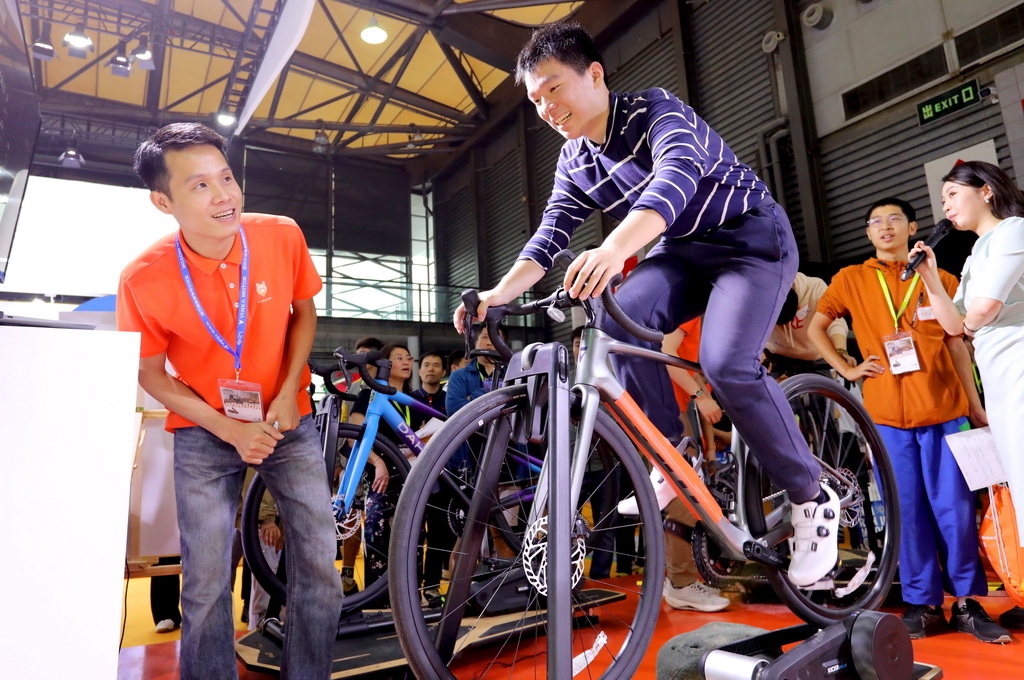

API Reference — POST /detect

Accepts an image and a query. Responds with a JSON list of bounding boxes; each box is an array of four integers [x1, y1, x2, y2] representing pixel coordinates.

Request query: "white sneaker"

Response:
[[617, 468, 677, 515], [662, 579, 730, 612], [787, 484, 840, 587], [155, 618, 177, 633]]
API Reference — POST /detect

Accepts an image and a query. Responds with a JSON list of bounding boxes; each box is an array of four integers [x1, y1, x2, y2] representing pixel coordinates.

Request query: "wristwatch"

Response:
[[691, 388, 704, 399]]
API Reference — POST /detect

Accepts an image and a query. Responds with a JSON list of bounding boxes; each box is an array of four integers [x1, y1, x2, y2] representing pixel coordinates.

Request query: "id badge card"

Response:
[[916, 305, 936, 321], [882, 331, 920, 375], [218, 379, 264, 422]]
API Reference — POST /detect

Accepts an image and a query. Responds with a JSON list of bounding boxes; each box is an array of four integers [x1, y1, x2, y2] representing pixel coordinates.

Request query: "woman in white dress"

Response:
[[911, 160, 1024, 628]]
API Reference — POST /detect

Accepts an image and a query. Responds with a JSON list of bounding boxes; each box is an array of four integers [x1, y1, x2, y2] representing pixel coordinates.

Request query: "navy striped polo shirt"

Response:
[[519, 88, 771, 270]]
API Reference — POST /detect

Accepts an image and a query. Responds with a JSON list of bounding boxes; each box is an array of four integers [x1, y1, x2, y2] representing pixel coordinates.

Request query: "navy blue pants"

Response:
[[877, 418, 987, 605], [602, 200, 821, 503]]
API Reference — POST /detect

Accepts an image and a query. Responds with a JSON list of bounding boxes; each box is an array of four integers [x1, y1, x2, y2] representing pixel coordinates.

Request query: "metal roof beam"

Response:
[[289, 51, 471, 123], [435, 38, 489, 118], [250, 119, 472, 134], [441, 0, 579, 15]]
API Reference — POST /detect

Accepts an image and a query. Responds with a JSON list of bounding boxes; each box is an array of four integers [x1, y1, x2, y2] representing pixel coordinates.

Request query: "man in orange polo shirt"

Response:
[[117, 123, 343, 678], [809, 197, 1008, 644]]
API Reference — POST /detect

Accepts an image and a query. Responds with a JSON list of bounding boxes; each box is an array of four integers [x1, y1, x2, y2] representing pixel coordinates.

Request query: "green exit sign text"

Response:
[[917, 80, 981, 126]]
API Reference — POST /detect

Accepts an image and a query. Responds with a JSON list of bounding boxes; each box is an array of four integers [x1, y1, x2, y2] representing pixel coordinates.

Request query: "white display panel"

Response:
[[0, 176, 176, 299], [0, 326, 140, 680]]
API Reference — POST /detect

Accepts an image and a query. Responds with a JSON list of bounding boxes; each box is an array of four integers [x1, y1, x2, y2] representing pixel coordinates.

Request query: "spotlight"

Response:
[[31, 24, 54, 61], [312, 120, 330, 154], [63, 22, 94, 59], [360, 15, 387, 45], [106, 41, 131, 77], [58, 146, 84, 168], [216, 112, 237, 128], [131, 36, 155, 71]]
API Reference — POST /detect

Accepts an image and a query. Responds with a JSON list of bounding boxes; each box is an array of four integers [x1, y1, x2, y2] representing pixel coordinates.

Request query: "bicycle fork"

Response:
[[504, 341, 577, 679]]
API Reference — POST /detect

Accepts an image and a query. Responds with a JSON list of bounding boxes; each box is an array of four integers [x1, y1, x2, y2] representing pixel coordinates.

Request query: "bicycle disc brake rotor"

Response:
[[828, 468, 864, 528], [334, 498, 362, 541], [521, 515, 587, 595]]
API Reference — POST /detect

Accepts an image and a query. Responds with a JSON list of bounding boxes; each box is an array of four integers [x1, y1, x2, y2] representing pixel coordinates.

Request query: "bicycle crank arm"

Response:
[[743, 540, 786, 569]]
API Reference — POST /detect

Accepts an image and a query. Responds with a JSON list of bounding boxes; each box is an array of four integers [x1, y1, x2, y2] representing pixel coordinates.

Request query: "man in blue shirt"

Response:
[[446, 325, 503, 414], [453, 21, 838, 587]]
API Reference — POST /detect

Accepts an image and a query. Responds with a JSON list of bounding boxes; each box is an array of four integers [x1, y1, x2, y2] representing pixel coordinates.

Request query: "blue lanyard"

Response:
[[175, 228, 249, 379]]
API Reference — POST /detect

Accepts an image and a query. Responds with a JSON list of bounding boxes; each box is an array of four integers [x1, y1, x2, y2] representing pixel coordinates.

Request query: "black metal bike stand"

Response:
[[699, 611, 942, 680]]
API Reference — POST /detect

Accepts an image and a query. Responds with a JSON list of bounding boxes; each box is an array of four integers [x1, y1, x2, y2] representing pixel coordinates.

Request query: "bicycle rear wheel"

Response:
[[743, 373, 899, 625], [389, 384, 663, 680], [241, 423, 410, 618]]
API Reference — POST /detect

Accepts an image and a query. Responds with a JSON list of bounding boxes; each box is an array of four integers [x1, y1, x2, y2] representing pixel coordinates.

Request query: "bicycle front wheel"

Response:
[[241, 423, 410, 618], [389, 384, 663, 680], [743, 373, 900, 625]]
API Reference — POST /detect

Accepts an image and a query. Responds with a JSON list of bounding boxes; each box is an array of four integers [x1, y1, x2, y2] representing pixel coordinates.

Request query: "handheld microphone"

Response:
[[902, 219, 953, 280]]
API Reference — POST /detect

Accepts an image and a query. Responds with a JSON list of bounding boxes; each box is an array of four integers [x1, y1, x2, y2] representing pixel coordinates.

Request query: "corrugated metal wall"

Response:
[[479, 123, 530, 289], [820, 80, 1009, 262], [689, 0, 777, 170], [435, 163, 477, 288]]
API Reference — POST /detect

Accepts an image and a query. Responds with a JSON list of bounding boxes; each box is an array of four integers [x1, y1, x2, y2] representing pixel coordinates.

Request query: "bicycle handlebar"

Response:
[[461, 249, 664, 361], [333, 347, 398, 396]]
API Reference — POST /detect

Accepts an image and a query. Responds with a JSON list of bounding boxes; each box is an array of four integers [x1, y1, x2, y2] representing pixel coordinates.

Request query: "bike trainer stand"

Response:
[[234, 588, 625, 678], [699, 610, 942, 680]]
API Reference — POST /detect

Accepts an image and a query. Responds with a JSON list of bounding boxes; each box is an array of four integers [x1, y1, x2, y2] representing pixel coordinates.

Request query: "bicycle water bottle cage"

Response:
[[504, 342, 569, 444]]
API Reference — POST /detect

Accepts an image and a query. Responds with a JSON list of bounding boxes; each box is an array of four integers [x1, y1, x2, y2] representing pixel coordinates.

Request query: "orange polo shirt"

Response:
[[117, 213, 322, 431], [670, 317, 704, 411], [816, 258, 967, 429]]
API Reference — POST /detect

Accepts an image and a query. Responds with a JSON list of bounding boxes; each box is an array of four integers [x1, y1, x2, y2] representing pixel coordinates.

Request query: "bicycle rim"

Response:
[[743, 373, 900, 625], [240, 423, 410, 618], [389, 384, 663, 680]]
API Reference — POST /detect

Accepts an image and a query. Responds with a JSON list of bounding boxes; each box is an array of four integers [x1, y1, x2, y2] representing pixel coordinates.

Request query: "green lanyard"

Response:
[[876, 269, 919, 333]]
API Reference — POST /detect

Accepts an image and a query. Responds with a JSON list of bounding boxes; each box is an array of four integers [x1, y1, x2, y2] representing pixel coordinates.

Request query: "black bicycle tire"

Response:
[[240, 422, 411, 616], [743, 373, 900, 626], [389, 383, 663, 680]]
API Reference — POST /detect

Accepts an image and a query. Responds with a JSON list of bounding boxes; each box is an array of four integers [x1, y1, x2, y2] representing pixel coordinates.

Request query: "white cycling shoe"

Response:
[[617, 469, 676, 515], [787, 484, 840, 587]]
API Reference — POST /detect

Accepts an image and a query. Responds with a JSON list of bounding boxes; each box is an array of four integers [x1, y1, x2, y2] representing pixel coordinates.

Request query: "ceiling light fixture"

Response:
[[216, 112, 237, 128], [106, 40, 131, 77], [312, 120, 330, 154], [58, 145, 84, 168], [63, 22, 94, 58], [360, 15, 387, 45], [131, 36, 155, 70], [31, 23, 54, 61]]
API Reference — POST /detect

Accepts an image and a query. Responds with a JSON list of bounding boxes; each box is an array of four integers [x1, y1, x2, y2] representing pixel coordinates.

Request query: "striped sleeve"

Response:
[[518, 146, 597, 270], [628, 90, 706, 226]]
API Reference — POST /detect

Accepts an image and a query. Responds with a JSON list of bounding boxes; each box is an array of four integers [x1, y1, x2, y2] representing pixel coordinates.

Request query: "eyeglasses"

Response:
[[866, 215, 908, 227]]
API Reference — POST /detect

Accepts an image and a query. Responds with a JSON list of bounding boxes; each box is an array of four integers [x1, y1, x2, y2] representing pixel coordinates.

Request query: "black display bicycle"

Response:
[[240, 347, 442, 619], [388, 252, 899, 679]]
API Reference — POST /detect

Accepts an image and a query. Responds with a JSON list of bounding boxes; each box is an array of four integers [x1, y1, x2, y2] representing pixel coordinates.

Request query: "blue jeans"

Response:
[[877, 418, 987, 605], [602, 199, 822, 503], [173, 415, 343, 680]]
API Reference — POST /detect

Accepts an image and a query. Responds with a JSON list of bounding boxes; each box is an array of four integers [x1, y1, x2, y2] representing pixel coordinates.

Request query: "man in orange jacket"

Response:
[[809, 197, 1009, 644]]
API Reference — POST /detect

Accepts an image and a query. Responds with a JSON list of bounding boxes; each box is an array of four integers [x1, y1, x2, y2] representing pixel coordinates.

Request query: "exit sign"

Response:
[[917, 80, 981, 126]]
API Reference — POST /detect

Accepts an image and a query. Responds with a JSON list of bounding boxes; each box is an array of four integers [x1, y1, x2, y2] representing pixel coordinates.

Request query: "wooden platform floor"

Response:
[[117, 578, 1024, 680]]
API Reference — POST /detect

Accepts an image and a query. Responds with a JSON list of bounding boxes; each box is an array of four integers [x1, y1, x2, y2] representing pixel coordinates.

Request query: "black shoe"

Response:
[[900, 604, 948, 639], [342, 578, 359, 597], [951, 599, 1012, 644], [999, 605, 1024, 629]]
